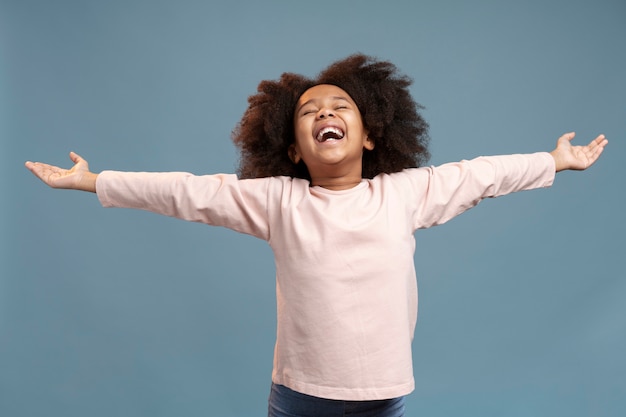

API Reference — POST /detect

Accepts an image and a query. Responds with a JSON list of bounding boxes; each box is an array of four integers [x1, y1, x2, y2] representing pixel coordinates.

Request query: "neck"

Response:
[[309, 173, 363, 190]]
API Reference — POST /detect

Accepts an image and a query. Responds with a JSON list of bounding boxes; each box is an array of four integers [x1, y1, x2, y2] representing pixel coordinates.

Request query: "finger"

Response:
[[25, 162, 51, 182], [588, 134, 603, 145], [24, 161, 42, 178], [593, 134, 608, 147], [25, 161, 45, 176], [587, 135, 608, 152], [24, 160, 47, 169], [585, 141, 606, 168], [592, 141, 606, 157]]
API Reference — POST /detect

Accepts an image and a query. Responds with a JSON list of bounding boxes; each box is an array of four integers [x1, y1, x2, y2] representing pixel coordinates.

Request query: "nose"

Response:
[[317, 107, 335, 119]]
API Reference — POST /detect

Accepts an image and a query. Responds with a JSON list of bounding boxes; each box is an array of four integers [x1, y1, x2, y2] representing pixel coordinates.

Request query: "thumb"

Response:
[[69, 151, 89, 170], [69, 151, 84, 163], [558, 132, 576, 146]]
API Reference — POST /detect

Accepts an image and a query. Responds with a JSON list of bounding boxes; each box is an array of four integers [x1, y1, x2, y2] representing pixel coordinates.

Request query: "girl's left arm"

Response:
[[409, 132, 608, 230], [550, 132, 608, 172]]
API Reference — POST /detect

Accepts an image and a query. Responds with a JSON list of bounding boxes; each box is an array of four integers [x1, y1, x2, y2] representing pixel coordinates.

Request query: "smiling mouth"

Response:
[[316, 127, 345, 142]]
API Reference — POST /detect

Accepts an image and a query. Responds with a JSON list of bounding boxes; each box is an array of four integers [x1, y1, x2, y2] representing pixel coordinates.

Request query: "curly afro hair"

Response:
[[232, 54, 430, 180]]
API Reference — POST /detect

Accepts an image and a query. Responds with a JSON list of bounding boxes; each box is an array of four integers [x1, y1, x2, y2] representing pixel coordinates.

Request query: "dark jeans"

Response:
[[268, 383, 405, 417]]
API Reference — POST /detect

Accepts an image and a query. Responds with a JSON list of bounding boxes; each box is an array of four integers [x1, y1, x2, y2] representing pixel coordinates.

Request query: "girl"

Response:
[[25, 54, 607, 417]]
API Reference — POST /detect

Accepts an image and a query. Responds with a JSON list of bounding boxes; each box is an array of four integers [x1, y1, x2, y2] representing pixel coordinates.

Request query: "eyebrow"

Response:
[[296, 96, 351, 112]]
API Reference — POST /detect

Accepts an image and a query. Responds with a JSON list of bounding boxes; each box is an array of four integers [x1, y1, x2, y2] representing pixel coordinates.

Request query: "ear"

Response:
[[363, 135, 375, 151], [288, 144, 301, 164]]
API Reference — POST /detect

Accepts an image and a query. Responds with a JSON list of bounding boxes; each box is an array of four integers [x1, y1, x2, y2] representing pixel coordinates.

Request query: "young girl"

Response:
[[25, 54, 607, 417]]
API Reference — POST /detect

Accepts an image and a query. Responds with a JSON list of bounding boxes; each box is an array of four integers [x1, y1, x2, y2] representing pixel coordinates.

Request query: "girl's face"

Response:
[[290, 84, 374, 186]]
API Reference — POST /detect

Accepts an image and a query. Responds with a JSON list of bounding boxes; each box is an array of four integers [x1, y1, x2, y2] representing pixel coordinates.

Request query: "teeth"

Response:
[[316, 127, 345, 141]]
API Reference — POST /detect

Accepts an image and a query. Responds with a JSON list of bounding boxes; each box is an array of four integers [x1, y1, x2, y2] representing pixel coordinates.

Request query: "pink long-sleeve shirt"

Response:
[[96, 152, 555, 401]]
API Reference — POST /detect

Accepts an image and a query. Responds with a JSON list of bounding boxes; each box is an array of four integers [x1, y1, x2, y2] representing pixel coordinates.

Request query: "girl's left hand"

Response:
[[550, 132, 608, 172]]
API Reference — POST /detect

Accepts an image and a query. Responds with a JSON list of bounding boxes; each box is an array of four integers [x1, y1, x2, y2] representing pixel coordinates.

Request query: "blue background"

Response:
[[2, 1, 625, 416]]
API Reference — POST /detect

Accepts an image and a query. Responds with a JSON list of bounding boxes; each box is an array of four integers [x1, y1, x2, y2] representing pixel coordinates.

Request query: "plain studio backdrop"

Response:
[[1, 1, 625, 416]]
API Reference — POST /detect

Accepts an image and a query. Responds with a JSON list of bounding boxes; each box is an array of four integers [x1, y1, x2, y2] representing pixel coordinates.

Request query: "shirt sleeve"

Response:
[[404, 152, 556, 230], [96, 171, 271, 240]]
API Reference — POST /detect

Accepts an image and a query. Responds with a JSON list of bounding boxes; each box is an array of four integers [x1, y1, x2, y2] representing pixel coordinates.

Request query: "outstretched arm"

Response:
[[25, 152, 98, 192], [550, 132, 608, 172]]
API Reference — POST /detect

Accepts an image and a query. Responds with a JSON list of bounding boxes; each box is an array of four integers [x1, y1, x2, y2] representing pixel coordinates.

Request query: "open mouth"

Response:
[[316, 126, 345, 142]]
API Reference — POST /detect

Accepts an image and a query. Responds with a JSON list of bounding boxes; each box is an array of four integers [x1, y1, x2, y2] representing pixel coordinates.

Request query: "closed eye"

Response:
[[300, 108, 317, 116]]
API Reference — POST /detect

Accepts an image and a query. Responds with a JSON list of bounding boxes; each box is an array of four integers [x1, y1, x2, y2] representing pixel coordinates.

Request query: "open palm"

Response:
[[25, 152, 96, 191], [551, 132, 608, 172]]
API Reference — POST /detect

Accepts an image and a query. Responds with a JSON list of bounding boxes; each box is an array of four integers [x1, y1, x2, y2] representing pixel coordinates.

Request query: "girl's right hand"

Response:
[[25, 151, 98, 193]]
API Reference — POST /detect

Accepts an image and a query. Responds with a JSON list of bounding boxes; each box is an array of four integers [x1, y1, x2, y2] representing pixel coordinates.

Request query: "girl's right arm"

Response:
[[25, 152, 98, 193], [26, 152, 273, 240]]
